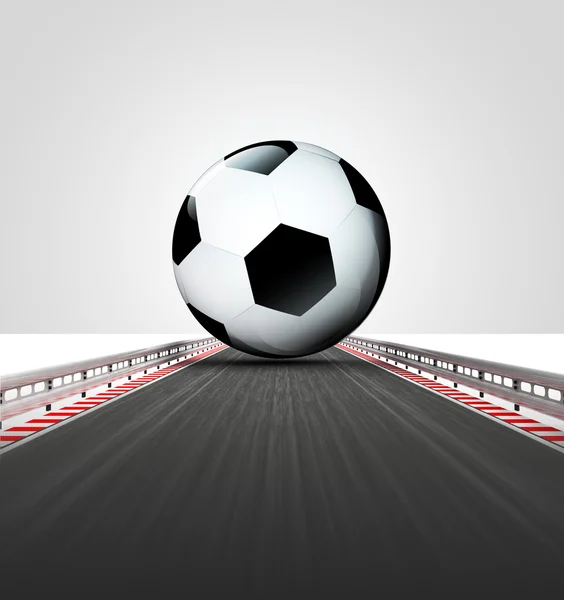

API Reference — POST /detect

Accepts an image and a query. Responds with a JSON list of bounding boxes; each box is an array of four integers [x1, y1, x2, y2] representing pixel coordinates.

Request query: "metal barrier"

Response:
[[342, 336, 564, 413], [0, 337, 218, 423]]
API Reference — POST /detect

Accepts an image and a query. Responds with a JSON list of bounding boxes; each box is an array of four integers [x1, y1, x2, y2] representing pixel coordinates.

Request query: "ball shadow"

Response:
[[200, 348, 359, 369]]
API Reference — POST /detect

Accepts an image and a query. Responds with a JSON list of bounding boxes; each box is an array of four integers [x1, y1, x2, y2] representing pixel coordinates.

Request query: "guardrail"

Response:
[[0, 337, 218, 422], [342, 336, 564, 413]]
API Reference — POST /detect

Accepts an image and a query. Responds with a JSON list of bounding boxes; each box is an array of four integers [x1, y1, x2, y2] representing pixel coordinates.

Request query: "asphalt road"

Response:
[[1, 347, 564, 596]]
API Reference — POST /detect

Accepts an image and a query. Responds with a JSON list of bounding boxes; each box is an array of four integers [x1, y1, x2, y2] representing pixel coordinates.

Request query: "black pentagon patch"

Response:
[[224, 140, 297, 175], [339, 158, 385, 216], [187, 303, 231, 346], [245, 224, 336, 317], [172, 195, 200, 266]]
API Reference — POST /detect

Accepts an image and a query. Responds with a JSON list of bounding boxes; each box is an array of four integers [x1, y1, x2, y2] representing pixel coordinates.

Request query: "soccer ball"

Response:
[[172, 140, 391, 358]]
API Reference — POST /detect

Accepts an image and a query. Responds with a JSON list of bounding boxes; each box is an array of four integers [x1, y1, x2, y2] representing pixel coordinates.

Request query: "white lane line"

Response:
[[336, 344, 564, 457], [0, 344, 227, 456]]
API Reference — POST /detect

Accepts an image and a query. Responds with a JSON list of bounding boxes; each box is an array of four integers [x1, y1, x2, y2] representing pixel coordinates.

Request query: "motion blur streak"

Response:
[[1, 348, 564, 595]]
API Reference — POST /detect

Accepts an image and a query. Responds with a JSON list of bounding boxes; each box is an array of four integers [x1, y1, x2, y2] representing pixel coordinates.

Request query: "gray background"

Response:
[[1, 0, 563, 334]]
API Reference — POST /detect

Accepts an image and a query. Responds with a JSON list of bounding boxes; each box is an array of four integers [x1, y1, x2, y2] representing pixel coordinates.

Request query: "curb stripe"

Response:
[[1, 343, 227, 449], [337, 343, 564, 449]]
